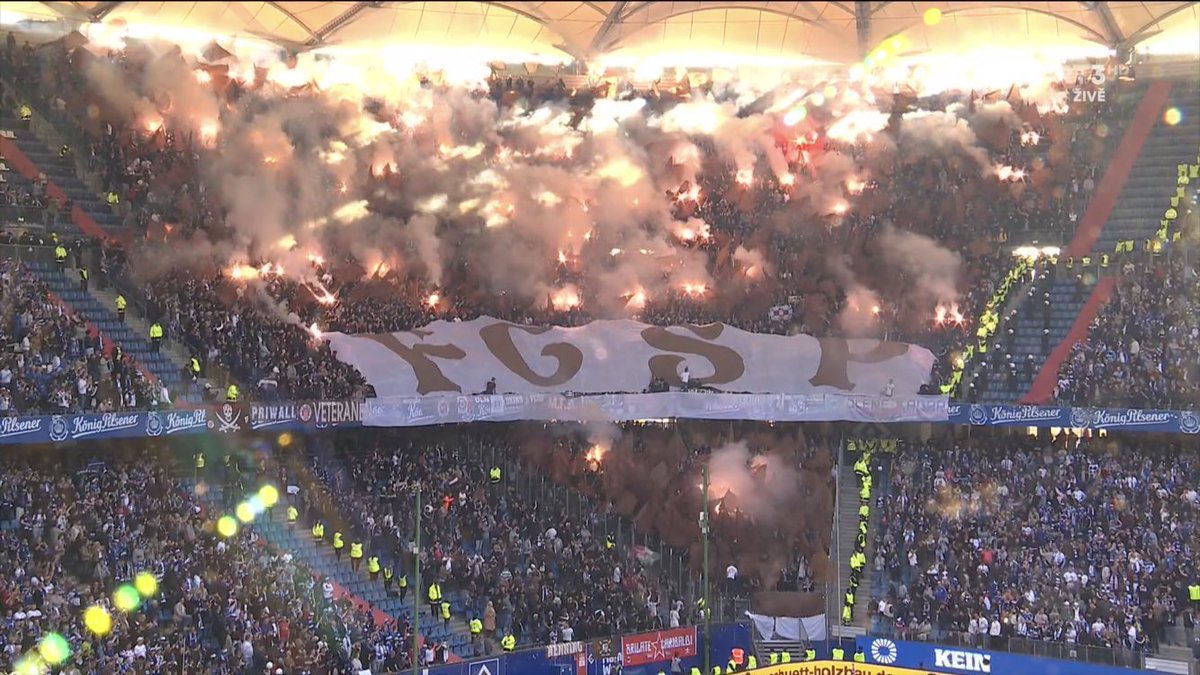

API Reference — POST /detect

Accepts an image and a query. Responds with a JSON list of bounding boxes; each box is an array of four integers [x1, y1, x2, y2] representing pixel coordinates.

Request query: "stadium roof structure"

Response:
[[2, 1, 1198, 64]]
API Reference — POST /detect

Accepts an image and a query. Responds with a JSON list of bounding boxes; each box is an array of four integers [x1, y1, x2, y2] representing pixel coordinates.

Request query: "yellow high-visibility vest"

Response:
[[116, 295, 127, 310], [333, 532, 344, 549], [501, 635, 515, 651], [191, 358, 201, 373], [54, 246, 67, 262], [226, 384, 240, 402], [194, 453, 205, 469], [398, 574, 407, 588], [312, 522, 325, 540], [440, 601, 450, 620], [383, 567, 393, 580], [350, 542, 363, 559], [427, 583, 441, 602], [287, 506, 298, 522], [470, 618, 482, 634], [367, 556, 380, 573], [149, 323, 164, 339]]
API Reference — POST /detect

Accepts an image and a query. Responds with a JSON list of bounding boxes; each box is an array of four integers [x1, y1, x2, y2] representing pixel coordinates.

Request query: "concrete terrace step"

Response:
[[192, 482, 478, 658]]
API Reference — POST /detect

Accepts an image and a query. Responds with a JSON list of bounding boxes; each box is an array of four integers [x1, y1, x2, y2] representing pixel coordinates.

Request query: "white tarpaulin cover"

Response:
[[325, 316, 935, 398], [746, 612, 827, 641]]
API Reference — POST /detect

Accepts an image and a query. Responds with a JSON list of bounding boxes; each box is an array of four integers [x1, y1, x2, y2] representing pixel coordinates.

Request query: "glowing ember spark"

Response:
[[674, 221, 711, 242], [199, 122, 218, 144], [557, 250, 568, 264], [263, 156, 278, 166], [779, 173, 795, 186], [308, 323, 323, 340], [585, 443, 608, 469], [195, 70, 212, 84], [551, 285, 581, 310], [337, 183, 348, 194], [596, 158, 644, 187], [832, 201, 848, 215], [625, 289, 647, 309], [371, 261, 391, 278], [935, 305, 948, 324], [610, 248, 623, 257], [995, 165, 1026, 182], [277, 234, 297, 251], [307, 252, 325, 266], [228, 264, 259, 281], [846, 177, 866, 194], [143, 116, 163, 133], [426, 293, 440, 308], [872, 305, 881, 315], [783, 105, 808, 126], [735, 167, 754, 186], [1020, 130, 1040, 146], [681, 282, 707, 296], [332, 200, 370, 223]]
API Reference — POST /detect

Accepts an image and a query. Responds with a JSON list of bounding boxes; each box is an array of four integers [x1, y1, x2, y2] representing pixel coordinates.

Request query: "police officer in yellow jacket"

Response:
[[332, 531, 344, 560], [226, 384, 240, 402], [831, 645, 845, 660], [427, 581, 442, 611], [440, 600, 451, 628], [116, 294, 127, 322], [501, 633, 515, 652], [54, 245, 67, 266], [382, 566, 394, 593], [397, 572, 408, 602], [853, 648, 866, 663], [287, 505, 298, 525], [469, 617, 483, 639], [149, 322, 164, 352], [19, 104, 33, 122], [312, 521, 325, 543], [746, 655, 757, 669], [367, 555, 380, 580], [349, 541, 364, 571]]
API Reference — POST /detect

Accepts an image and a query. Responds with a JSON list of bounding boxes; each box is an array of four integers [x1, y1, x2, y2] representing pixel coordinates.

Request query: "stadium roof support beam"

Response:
[[264, 1, 319, 43], [1124, 2, 1195, 47], [1082, 1, 1124, 45], [305, 0, 382, 47], [87, 0, 123, 22], [589, 0, 629, 53], [854, 1, 871, 59]]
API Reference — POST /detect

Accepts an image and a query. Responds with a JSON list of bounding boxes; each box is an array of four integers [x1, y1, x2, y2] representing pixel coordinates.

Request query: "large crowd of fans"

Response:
[[0, 35, 1138, 403], [0, 257, 161, 415], [1055, 258, 1200, 409], [0, 446, 415, 674], [288, 427, 693, 647], [870, 432, 1199, 656]]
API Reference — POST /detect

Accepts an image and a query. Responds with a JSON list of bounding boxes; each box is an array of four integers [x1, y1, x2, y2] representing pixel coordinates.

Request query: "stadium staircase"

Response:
[[1019, 79, 1200, 403], [1078, 81, 1199, 255], [25, 260, 198, 404], [0, 113, 122, 235], [1, 110, 203, 401], [182, 475, 476, 660], [971, 268, 1096, 405], [828, 450, 877, 634], [264, 452, 477, 659]]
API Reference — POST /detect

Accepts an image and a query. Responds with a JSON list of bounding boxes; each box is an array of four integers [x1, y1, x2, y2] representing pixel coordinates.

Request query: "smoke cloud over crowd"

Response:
[[72, 37, 1068, 328]]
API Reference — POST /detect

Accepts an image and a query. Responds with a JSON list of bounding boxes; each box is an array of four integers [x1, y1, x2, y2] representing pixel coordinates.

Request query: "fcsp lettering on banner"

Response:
[[934, 649, 990, 672]]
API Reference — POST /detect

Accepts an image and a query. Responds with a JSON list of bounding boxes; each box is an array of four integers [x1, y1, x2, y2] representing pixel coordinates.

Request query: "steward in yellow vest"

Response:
[[501, 633, 515, 652], [312, 521, 325, 542], [287, 506, 298, 523], [367, 556, 380, 579], [332, 532, 344, 559]]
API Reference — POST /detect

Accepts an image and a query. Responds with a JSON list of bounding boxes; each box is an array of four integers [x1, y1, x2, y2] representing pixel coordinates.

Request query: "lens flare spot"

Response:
[[84, 605, 113, 636], [113, 584, 141, 612], [258, 484, 280, 508], [217, 515, 239, 537], [134, 571, 159, 598], [1163, 107, 1182, 126], [924, 7, 943, 25], [38, 633, 71, 665]]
